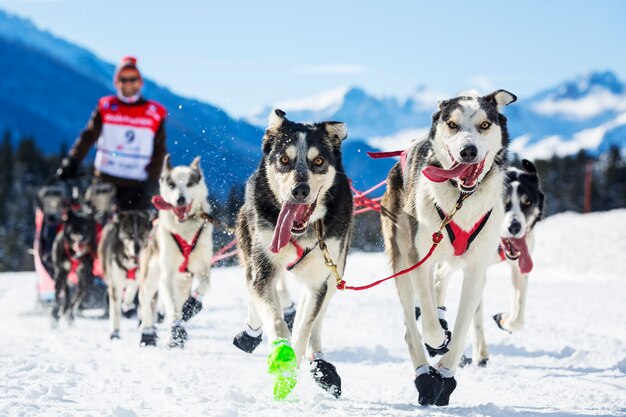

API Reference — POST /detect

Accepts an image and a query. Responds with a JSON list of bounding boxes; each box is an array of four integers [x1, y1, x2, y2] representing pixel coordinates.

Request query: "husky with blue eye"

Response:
[[235, 109, 352, 400], [380, 90, 517, 406]]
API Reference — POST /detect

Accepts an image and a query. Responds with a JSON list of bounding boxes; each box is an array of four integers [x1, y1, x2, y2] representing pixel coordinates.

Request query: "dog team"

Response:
[[50, 89, 545, 406]]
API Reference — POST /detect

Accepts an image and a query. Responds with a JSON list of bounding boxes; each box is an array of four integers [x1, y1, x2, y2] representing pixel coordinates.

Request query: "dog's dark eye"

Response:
[[313, 157, 324, 167], [280, 155, 290, 165], [447, 121, 458, 130], [168, 181, 176, 189], [480, 121, 491, 130]]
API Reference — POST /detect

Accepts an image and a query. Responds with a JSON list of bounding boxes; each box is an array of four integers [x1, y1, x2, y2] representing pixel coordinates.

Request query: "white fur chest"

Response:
[[156, 215, 214, 275]]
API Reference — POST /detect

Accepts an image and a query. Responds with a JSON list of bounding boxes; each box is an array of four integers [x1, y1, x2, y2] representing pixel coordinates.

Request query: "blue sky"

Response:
[[2, 0, 625, 116]]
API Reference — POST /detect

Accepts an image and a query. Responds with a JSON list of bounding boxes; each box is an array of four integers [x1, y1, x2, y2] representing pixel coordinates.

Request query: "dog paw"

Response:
[[156, 312, 165, 323], [121, 305, 137, 319], [233, 330, 263, 354], [310, 359, 342, 398], [477, 358, 489, 367], [140, 329, 158, 347], [493, 313, 512, 333], [425, 329, 451, 357], [459, 354, 472, 368], [268, 339, 298, 400], [168, 324, 187, 348], [283, 305, 296, 333], [110, 330, 121, 340], [182, 296, 203, 322], [434, 376, 457, 406], [414, 366, 443, 406]]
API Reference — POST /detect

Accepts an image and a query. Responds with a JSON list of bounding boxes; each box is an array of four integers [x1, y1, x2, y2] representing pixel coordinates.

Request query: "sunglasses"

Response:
[[119, 77, 140, 84]]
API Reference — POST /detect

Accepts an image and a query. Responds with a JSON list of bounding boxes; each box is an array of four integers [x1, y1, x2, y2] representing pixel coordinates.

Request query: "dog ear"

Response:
[[522, 159, 537, 174], [325, 121, 348, 146], [263, 109, 286, 154], [190, 156, 202, 170], [437, 99, 449, 110], [483, 90, 517, 108], [163, 154, 172, 172], [267, 109, 286, 131]]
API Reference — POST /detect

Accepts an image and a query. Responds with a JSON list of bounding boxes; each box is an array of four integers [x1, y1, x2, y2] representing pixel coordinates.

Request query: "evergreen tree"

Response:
[[0, 131, 14, 222]]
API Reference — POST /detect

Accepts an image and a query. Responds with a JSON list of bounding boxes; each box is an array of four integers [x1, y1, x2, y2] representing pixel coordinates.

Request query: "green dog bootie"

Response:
[[267, 338, 298, 400]]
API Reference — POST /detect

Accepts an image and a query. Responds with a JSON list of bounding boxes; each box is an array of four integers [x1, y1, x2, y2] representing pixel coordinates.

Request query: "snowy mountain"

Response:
[[247, 86, 441, 140], [0, 10, 262, 199], [247, 71, 626, 161]]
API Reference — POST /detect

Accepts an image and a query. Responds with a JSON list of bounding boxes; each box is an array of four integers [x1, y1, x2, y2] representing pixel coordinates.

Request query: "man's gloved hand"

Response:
[[55, 157, 79, 181]]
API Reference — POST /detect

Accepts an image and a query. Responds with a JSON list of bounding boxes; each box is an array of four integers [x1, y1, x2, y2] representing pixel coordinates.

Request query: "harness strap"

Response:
[[170, 225, 205, 273], [435, 207, 492, 256], [497, 244, 507, 262], [286, 239, 317, 271], [367, 149, 409, 172]]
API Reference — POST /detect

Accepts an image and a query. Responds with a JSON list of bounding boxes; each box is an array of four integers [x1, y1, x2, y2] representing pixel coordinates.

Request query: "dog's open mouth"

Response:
[[269, 201, 317, 253], [172, 203, 192, 221], [152, 195, 193, 221], [422, 156, 486, 193], [501, 237, 533, 274]]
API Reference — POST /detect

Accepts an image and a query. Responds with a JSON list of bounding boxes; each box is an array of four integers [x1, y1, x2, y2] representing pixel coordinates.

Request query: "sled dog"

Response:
[[380, 90, 517, 406], [236, 109, 352, 399], [138, 155, 213, 348], [98, 210, 152, 339]]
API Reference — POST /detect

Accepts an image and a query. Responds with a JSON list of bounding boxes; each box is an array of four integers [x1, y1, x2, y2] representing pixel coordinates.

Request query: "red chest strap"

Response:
[[286, 239, 317, 271], [436, 207, 492, 256], [170, 226, 205, 273]]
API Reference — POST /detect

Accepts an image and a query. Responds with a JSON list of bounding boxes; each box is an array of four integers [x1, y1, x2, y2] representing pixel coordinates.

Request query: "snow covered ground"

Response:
[[1, 210, 625, 417]]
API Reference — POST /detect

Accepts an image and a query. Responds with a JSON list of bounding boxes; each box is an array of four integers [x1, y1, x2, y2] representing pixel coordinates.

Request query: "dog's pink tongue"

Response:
[[270, 203, 308, 254], [152, 195, 173, 211], [422, 163, 475, 183], [507, 237, 533, 274]]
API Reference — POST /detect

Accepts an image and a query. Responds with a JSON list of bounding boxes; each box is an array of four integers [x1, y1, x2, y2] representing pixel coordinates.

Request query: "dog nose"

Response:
[[177, 195, 186, 206], [291, 183, 310, 201], [508, 220, 522, 236], [460, 145, 478, 162]]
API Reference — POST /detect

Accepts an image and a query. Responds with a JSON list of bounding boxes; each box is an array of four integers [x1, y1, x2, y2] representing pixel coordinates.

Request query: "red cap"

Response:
[[113, 55, 142, 85]]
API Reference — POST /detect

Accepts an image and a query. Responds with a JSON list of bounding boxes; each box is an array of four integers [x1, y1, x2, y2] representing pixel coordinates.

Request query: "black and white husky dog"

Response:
[[380, 90, 517, 406], [138, 155, 213, 348], [236, 109, 352, 399], [98, 210, 152, 339], [51, 209, 96, 325], [435, 159, 545, 367]]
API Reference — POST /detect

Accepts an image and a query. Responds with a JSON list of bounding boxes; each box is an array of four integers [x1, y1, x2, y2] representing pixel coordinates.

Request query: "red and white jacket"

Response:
[[69, 96, 167, 185]]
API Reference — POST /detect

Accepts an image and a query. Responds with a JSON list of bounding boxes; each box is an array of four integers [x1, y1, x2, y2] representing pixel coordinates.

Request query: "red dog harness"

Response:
[[436, 206, 492, 256], [170, 226, 205, 273], [286, 239, 317, 271]]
